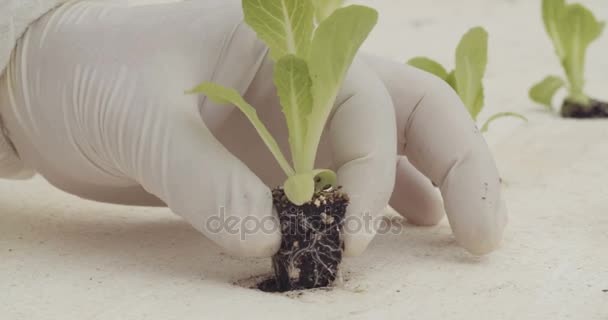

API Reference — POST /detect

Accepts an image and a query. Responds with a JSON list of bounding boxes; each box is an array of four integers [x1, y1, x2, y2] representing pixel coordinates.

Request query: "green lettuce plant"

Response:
[[187, 1, 377, 205], [407, 27, 527, 132], [529, 0, 605, 112]]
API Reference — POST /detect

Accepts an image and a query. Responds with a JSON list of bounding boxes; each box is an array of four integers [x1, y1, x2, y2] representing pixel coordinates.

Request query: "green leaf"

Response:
[[529, 75, 566, 110], [312, 169, 336, 191], [481, 112, 528, 133], [407, 57, 449, 80], [454, 27, 488, 119], [470, 84, 485, 121], [542, 0, 567, 59], [186, 83, 295, 176], [242, 0, 314, 60], [274, 55, 313, 172], [303, 5, 378, 170], [446, 70, 458, 91], [312, 0, 345, 23], [284, 173, 315, 205], [558, 4, 605, 105]]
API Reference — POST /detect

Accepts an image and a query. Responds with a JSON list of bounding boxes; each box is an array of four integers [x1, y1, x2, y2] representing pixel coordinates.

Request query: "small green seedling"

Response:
[[407, 27, 527, 132], [187, 0, 377, 205], [530, 0, 605, 114]]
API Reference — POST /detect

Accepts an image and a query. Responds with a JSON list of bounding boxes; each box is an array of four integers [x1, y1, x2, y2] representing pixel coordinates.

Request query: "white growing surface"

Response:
[[1, 0, 608, 319]]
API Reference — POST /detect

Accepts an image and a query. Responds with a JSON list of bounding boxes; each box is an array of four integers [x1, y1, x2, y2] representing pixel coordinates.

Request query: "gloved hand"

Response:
[[0, 0, 506, 257]]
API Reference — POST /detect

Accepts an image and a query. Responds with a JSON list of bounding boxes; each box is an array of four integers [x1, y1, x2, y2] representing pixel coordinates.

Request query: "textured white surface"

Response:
[[1, 0, 608, 319]]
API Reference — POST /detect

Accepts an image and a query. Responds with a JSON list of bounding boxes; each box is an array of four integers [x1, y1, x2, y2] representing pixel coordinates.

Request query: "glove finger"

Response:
[[390, 156, 445, 226], [365, 54, 507, 255], [328, 58, 397, 257], [116, 94, 281, 258]]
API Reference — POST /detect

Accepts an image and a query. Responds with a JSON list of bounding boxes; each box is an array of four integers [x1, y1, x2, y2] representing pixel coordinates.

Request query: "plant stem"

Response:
[[566, 92, 591, 107]]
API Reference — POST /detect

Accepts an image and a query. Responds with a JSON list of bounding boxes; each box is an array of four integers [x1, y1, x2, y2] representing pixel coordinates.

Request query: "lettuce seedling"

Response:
[[530, 0, 606, 116], [407, 27, 527, 132], [187, 1, 378, 205]]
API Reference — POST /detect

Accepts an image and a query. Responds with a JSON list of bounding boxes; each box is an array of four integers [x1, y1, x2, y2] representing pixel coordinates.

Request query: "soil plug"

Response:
[[260, 187, 349, 292]]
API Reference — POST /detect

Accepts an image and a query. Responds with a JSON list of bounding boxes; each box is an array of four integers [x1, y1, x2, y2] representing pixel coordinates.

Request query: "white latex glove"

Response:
[[0, 0, 506, 257], [365, 55, 508, 255]]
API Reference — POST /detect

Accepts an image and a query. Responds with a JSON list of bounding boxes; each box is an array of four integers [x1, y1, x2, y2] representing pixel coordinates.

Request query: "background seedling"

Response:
[[407, 27, 527, 132], [529, 0, 606, 117], [187, 1, 377, 206]]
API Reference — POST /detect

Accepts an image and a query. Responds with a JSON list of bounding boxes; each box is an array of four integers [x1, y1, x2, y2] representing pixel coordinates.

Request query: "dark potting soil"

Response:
[[258, 187, 349, 293], [561, 99, 608, 118]]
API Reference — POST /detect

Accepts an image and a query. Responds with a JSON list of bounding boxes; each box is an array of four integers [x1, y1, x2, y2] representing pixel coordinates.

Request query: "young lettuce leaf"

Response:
[[454, 27, 488, 120], [558, 4, 605, 105], [407, 27, 527, 131], [543, 0, 567, 59], [273, 54, 313, 173], [446, 71, 458, 92], [242, 0, 314, 60], [532, 0, 605, 109], [406, 57, 449, 80], [481, 112, 528, 133], [529, 75, 566, 110], [312, 0, 345, 23], [302, 6, 378, 172], [186, 83, 295, 176], [312, 169, 337, 191]]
